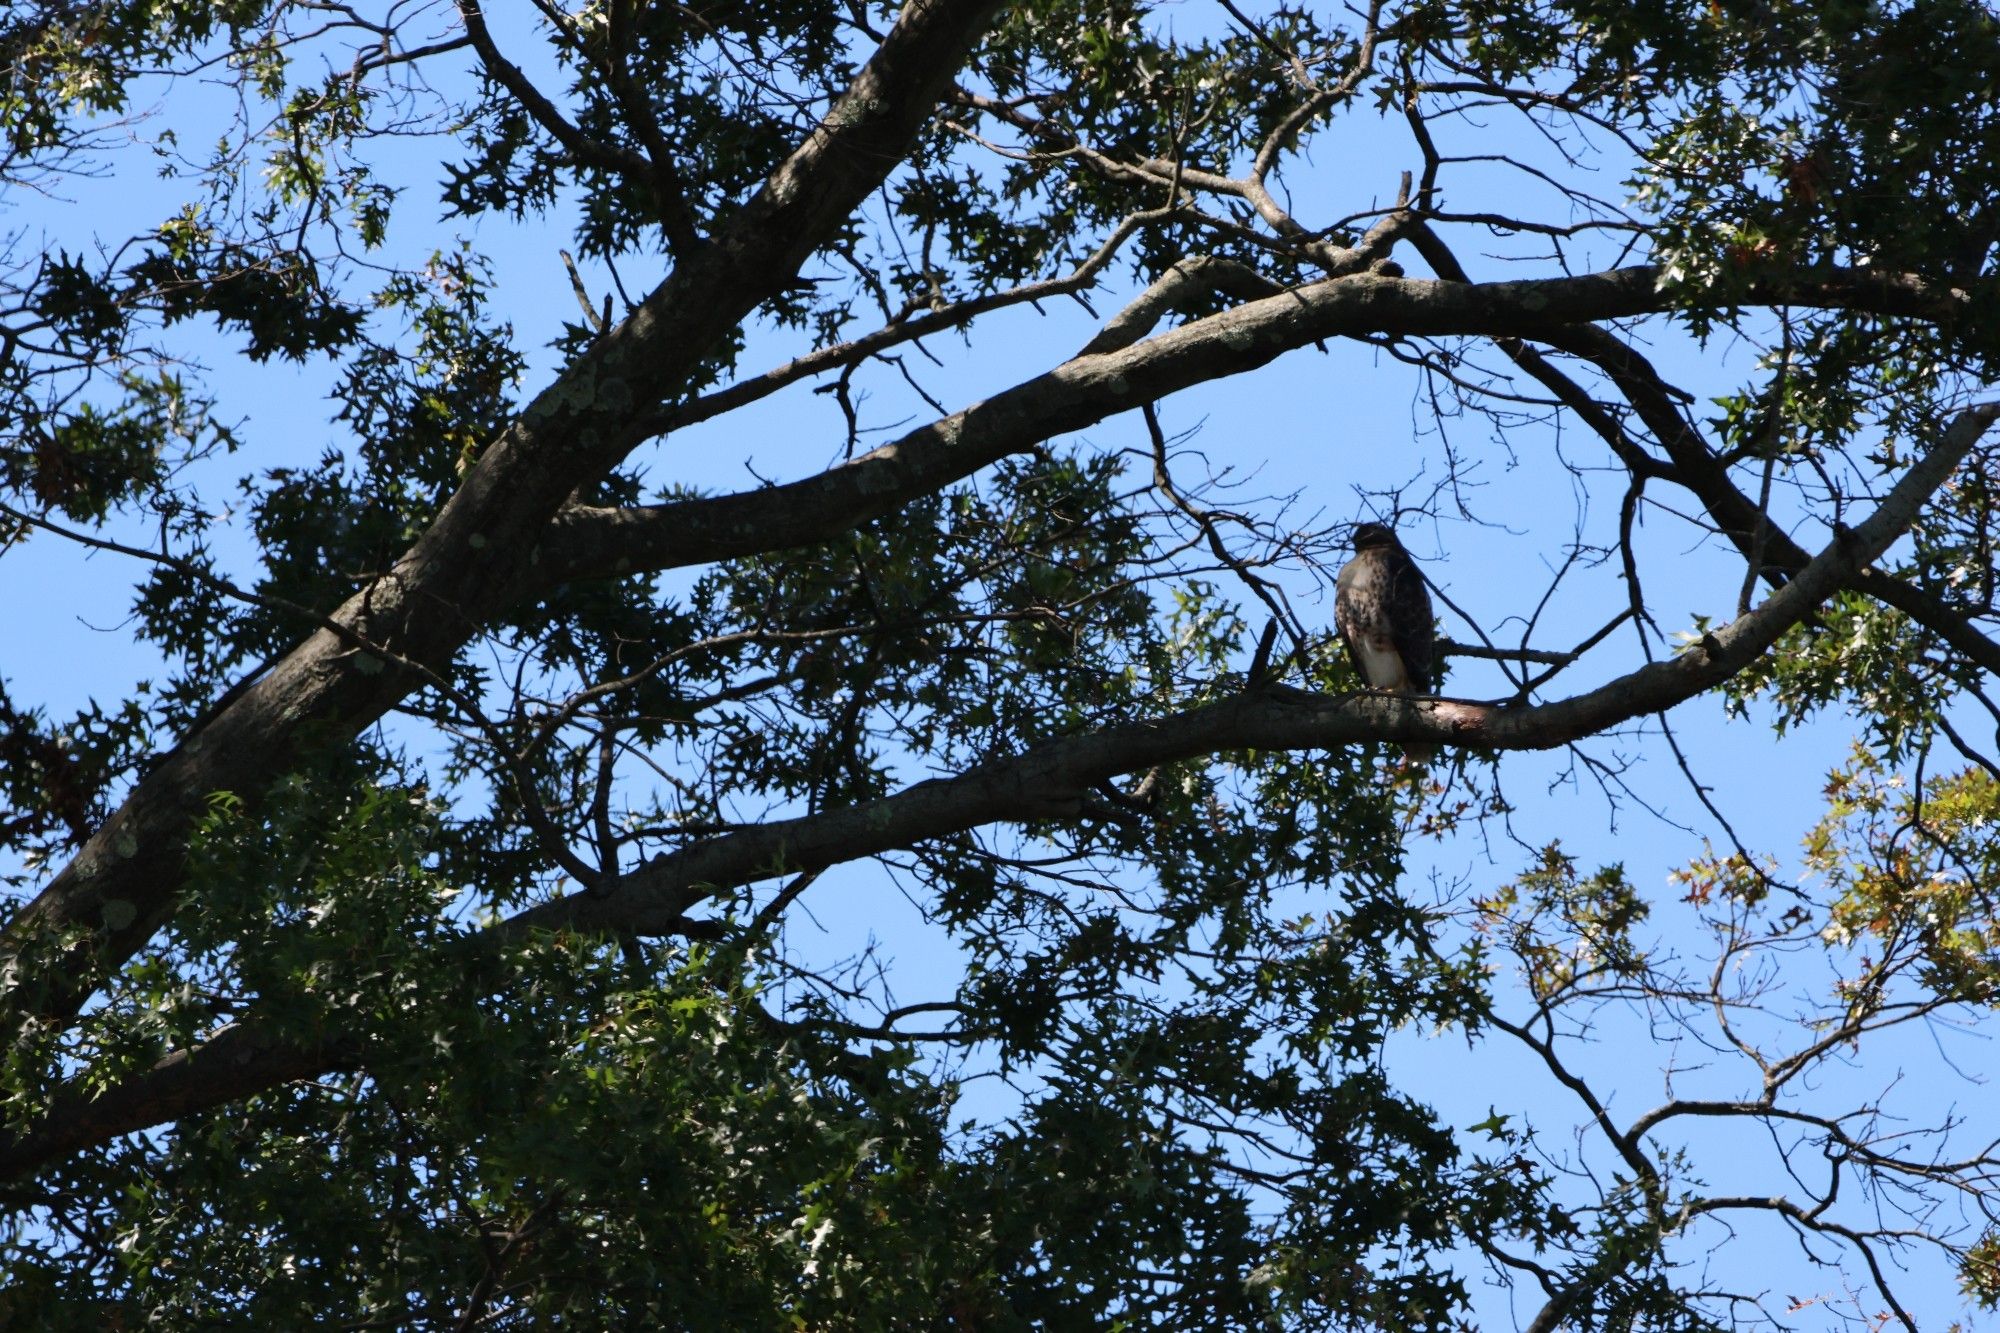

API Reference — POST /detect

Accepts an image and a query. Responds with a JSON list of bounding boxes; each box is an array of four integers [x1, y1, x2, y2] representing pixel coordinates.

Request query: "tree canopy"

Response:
[[4, 0, 2000, 1327]]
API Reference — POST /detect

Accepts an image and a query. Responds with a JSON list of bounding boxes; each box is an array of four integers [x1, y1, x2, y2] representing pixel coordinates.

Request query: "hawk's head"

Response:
[[1350, 522, 1399, 551]]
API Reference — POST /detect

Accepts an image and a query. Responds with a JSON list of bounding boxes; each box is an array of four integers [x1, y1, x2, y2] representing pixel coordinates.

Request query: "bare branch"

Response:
[[454, 2, 656, 181]]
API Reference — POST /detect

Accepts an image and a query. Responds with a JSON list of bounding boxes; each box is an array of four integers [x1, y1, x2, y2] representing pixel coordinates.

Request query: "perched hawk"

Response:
[[1334, 523, 1436, 763]]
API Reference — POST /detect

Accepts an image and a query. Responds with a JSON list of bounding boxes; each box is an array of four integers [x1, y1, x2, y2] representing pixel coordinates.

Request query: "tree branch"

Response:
[[4, 398, 1986, 1183], [0, 0, 1010, 1035], [455, 2, 657, 181], [657, 205, 1181, 435], [541, 264, 1987, 588], [522, 399, 2000, 934], [1539, 322, 2000, 678]]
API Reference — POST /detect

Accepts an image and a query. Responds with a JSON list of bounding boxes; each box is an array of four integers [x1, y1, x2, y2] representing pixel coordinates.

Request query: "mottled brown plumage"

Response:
[[1335, 523, 1435, 761]]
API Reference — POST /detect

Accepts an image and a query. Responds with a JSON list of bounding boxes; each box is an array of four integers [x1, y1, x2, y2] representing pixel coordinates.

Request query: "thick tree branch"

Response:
[[542, 264, 1986, 587], [3, 399, 1986, 1183], [0, 1025, 355, 1181], [9, 198, 1981, 1048], [530, 400, 1999, 934], [0, 0, 1009, 1033]]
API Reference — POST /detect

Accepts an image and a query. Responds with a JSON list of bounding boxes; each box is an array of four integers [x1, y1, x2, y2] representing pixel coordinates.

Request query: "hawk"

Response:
[[1334, 522, 1436, 763]]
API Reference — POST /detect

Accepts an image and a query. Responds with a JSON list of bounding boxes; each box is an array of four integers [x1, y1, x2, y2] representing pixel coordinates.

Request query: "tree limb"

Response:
[[15, 401, 1981, 1183], [0, 0, 1011, 1034], [540, 264, 1986, 587]]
